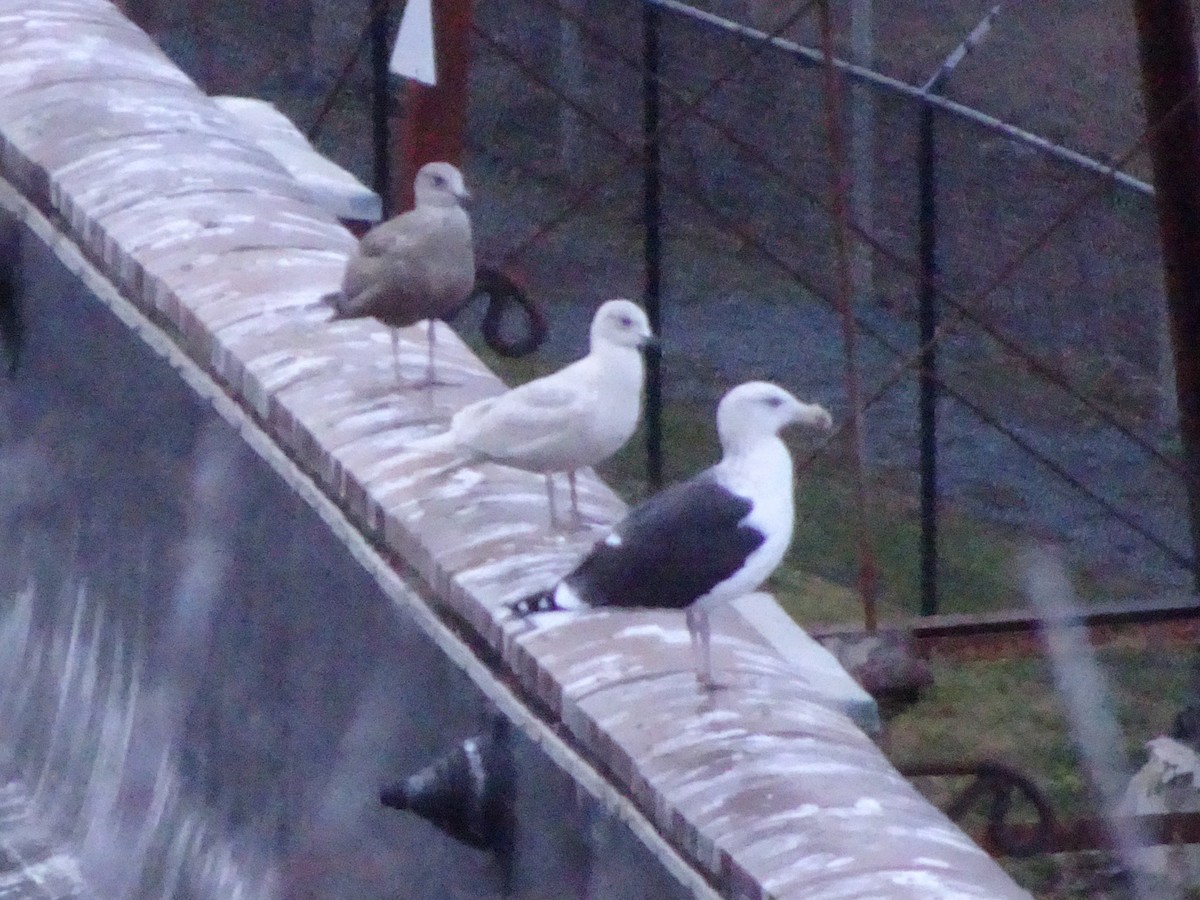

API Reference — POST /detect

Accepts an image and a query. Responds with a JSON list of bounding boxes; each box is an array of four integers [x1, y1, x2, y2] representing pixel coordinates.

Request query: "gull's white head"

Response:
[[589, 299, 655, 351], [716, 381, 833, 455], [413, 161, 470, 208]]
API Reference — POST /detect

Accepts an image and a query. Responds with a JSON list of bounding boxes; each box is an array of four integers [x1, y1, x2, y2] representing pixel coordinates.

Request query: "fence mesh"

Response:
[[120, 0, 1191, 619]]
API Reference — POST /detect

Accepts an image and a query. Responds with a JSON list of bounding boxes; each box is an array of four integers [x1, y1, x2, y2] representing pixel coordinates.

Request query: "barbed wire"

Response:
[[647, 0, 1154, 197]]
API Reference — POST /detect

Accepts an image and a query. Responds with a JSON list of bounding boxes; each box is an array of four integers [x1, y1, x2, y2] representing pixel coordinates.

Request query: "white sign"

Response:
[[389, 0, 437, 86]]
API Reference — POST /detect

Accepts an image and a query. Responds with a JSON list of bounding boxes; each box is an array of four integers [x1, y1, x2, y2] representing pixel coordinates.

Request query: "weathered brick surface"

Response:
[[0, 2, 1030, 897]]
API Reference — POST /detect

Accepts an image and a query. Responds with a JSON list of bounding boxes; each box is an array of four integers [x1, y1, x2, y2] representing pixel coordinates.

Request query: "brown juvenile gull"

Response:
[[409, 299, 654, 529], [509, 381, 834, 689], [325, 161, 474, 389]]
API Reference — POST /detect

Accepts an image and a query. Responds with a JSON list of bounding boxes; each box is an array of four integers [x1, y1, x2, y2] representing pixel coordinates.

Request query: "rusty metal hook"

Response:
[[473, 265, 548, 359]]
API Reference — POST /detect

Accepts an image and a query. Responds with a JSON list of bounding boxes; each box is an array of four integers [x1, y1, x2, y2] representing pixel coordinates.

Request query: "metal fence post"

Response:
[[1132, 0, 1200, 593], [917, 100, 940, 617], [642, 0, 664, 490], [916, 5, 1002, 617], [370, 0, 392, 217]]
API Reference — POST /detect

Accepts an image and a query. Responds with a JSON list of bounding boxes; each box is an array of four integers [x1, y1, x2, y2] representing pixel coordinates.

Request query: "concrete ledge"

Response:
[[212, 96, 383, 224], [0, 1, 1029, 896]]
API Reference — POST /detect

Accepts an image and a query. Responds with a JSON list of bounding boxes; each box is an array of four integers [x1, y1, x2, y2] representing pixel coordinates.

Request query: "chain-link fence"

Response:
[[119, 0, 1193, 621]]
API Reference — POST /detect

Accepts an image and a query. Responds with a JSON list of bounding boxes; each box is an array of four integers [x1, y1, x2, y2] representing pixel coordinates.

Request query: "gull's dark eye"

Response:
[[433, 174, 447, 187], [619, 315, 634, 327], [765, 395, 784, 408]]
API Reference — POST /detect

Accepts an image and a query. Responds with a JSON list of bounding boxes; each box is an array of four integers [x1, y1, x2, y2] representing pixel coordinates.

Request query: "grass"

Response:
[[892, 653, 1119, 815], [887, 647, 1195, 897]]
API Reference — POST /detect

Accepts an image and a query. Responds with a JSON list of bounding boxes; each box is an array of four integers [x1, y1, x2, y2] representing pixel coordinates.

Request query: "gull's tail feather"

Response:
[[408, 428, 463, 455], [506, 591, 560, 619], [322, 290, 347, 322]]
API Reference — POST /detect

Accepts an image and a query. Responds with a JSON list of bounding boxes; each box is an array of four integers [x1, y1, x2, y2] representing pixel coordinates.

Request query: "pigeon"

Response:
[[509, 381, 833, 688], [409, 299, 654, 528], [326, 161, 474, 388]]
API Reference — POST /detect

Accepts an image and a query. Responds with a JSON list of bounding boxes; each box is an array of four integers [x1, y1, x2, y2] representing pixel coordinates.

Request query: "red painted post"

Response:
[[394, 0, 474, 212], [1131, 0, 1200, 591]]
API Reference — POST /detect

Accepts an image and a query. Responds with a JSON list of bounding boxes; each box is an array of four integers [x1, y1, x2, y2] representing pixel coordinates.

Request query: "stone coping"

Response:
[[0, 2, 1030, 896]]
